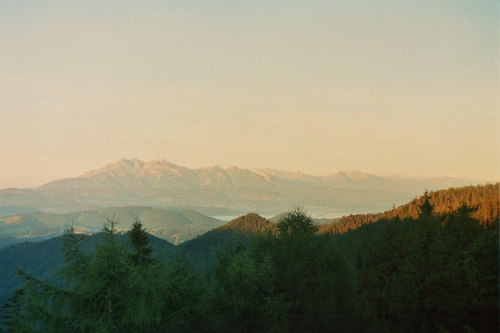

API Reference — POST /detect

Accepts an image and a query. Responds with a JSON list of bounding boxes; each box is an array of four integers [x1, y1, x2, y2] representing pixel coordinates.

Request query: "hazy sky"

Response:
[[1, 1, 498, 188]]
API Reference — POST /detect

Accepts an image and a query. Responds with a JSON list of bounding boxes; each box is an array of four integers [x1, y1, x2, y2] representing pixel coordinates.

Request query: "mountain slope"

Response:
[[319, 183, 499, 235], [0, 232, 176, 305], [180, 213, 274, 268], [0, 206, 224, 247]]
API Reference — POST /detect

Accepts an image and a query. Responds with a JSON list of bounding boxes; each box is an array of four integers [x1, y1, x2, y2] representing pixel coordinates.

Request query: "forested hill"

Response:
[[179, 213, 275, 268], [215, 213, 276, 236], [178, 184, 499, 267], [319, 183, 499, 234]]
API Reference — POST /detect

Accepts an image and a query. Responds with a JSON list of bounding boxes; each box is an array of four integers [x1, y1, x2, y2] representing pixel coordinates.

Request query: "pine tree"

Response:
[[392, 191, 441, 331], [79, 216, 130, 332], [418, 190, 434, 219], [128, 218, 153, 266], [57, 226, 89, 285], [277, 206, 318, 240]]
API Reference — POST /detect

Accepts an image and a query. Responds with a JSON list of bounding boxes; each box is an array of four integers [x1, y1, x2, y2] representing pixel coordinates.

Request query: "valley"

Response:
[[0, 183, 497, 332]]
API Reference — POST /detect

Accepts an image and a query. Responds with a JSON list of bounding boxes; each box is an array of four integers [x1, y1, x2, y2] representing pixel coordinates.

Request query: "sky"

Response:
[[0, 1, 498, 189]]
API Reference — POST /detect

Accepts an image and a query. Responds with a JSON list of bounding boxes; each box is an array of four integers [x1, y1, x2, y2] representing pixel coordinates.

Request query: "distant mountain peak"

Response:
[[79, 158, 184, 178], [337, 170, 371, 179], [196, 165, 224, 171]]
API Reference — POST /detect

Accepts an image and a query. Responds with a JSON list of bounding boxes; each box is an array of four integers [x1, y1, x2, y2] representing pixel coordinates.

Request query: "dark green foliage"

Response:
[[210, 242, 284, 332], [276, 206, 318, 239], [341, 192, 499, 332], [57, 226, 89, 285], [360, 218, 406, 331], [211, 207, 375, 332], [0, 289, 29, 332], [155, 254, 205, 332], [9, 217, 202, 332], [76, 216, 130, 331], [392, 195, 440, 332], [128, 218, 153, 266]]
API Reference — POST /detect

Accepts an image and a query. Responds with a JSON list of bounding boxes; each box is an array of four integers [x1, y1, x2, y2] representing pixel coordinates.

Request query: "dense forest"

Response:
[[0, 184, 498, 332], [319, 183, 499, 234]]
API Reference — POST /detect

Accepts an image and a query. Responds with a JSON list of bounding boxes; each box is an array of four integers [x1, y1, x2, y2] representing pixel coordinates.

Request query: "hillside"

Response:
[[0, 232, 176, 305], [0, 213, 271, 304], [180, 213, 274, 268], [319, 183, 499, 234], [0, 206, 224, 247], [179, 184, 499, 268]]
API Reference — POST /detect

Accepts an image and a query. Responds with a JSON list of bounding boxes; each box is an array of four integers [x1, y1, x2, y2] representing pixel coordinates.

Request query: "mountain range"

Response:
[[0, 158, 488, 218]]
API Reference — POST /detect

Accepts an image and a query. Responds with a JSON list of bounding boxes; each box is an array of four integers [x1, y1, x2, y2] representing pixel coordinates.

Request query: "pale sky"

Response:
[[1, 1, 499, 189]]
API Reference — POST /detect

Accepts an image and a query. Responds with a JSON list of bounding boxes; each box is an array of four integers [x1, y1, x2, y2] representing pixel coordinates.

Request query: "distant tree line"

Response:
[[0, 185, 498, 332]]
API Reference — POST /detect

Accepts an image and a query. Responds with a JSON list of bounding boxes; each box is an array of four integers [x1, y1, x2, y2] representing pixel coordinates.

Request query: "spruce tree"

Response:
[[79, 216, 130, 332], [392, 191, 440, 331], [418, 190, 434, 220], [128, 218, 153, 266]]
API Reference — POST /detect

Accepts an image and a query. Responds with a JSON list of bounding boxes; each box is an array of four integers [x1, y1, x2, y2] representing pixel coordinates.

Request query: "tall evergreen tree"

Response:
[[79, 216, 130, 331], [128, 218, 153, 266], [57, 226, 89, 285], [418, 190, 434, 219], [392, 191, 441, 331]]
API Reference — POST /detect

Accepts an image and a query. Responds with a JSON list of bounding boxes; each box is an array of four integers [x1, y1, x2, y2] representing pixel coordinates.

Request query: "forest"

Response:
[[0, 184, 498, 332]]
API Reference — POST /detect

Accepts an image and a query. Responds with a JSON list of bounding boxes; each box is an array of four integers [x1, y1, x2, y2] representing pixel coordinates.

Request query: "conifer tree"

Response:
[[57, 225, 89, 285], [80, 216, 130, 331], [418, 190, 434, 219], [128, 218, 153, 266], [392, 191, 441, 331]]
